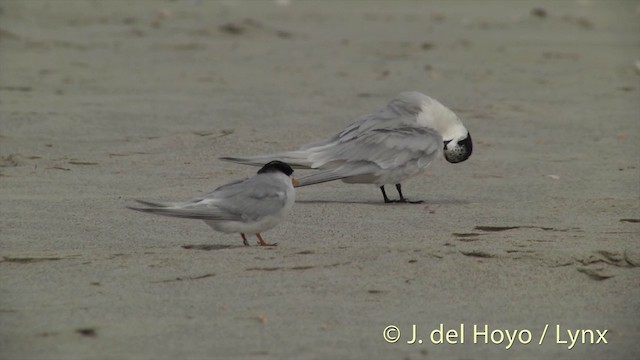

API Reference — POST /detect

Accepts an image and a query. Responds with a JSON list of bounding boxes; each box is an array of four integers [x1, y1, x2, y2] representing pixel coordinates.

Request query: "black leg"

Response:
[[395, 184, 424, 204], [395, 184, 405, 200], [241, 233, 249, 246], [380, 186, 393, 203]]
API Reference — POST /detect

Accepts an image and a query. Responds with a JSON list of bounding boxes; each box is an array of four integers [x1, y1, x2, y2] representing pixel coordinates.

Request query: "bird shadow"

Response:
[[181, 244, 245, 251], [296, 198, 470, 205], [296, 199, 385, 205]]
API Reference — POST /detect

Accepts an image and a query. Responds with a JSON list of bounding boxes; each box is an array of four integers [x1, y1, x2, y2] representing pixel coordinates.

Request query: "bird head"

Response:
[[443, 132, 472, 163], [258, 160, 299, 185]]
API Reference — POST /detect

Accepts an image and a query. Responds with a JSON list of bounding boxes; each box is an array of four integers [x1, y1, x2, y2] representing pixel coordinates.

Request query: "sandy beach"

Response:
[[1, 0, 639, 359]]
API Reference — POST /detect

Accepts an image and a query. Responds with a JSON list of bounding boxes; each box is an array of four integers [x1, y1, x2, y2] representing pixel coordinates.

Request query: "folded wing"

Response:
[[128, 176, 289, 221], [297, 125, 442, 186]]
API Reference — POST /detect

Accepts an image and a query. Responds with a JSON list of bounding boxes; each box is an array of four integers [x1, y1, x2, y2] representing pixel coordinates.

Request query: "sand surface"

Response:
[[1, 1, 639, 359]]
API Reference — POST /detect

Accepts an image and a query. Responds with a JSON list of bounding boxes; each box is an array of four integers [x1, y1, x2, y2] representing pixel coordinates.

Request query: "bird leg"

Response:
[[379, 184, 424, 203], [395, 183, 424, 204], [380, 186, 393, 203], [241, 233, 250, 246], [256, 233, 277, 247]]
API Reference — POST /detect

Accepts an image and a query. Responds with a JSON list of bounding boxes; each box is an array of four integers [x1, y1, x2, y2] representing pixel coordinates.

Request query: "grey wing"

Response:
[[299, 111, 393, 151], [294, 126, 441, 186], [337, 94, 426, 139], [129, 176, 288, 221], [300, 97, 426, 153], [306, 125, 442, 169], [199, 175, 290, 222]]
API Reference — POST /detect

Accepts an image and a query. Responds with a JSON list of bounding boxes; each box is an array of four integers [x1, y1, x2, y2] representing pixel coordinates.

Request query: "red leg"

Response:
[[256, 233, 277, 247], [241, 233, 249, 246]]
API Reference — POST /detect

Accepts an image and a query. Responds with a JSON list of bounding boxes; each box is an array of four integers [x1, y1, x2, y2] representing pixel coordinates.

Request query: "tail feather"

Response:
[[127, 206, 212, 219], [296, 161, 379, 187], [219, 151, 313, 169], [127, 199, 182, 215], [295, 169, 347, 187], [127, 200, 236, 220], [296, 161, 380, 187], [132, 199, 173, 208]]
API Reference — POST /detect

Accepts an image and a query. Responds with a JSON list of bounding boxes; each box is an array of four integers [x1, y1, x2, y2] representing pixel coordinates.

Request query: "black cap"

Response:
[[257, 160, 294, 176]]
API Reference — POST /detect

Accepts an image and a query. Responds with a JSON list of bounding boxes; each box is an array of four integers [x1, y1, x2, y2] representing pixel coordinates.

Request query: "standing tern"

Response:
[[128, 161, 298, 246], [220, 92, 472, 203]]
